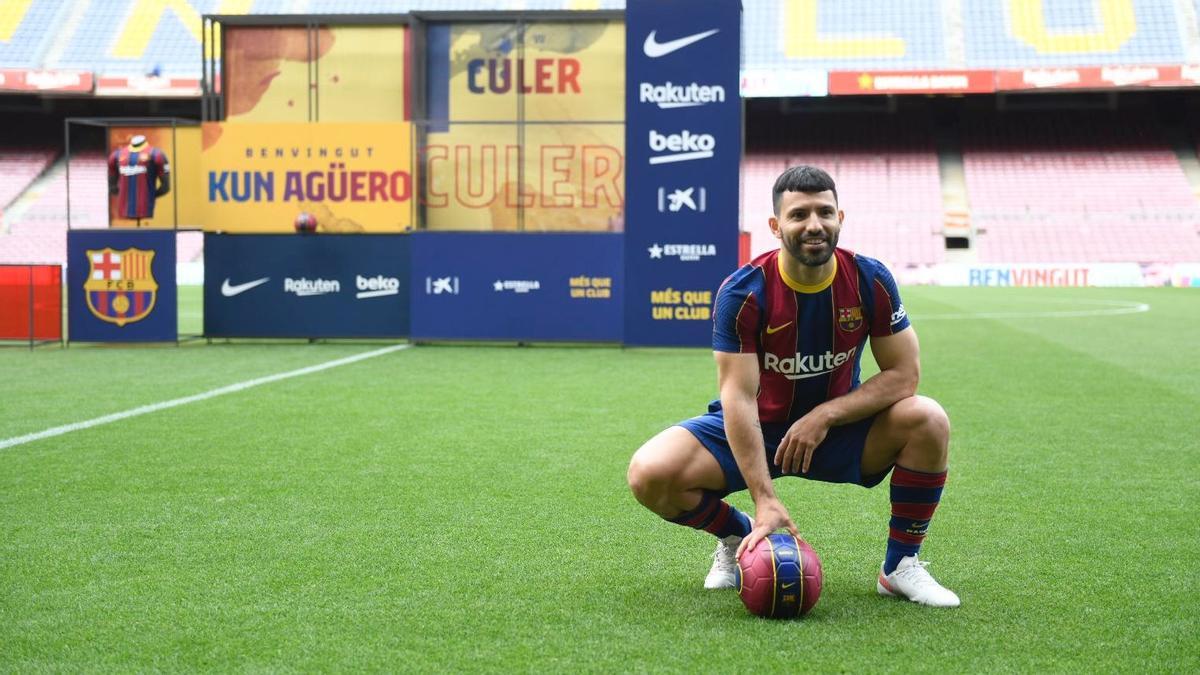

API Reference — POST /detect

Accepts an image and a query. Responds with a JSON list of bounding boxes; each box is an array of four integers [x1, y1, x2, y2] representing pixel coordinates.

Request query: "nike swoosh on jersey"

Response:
[[765, 321, 793, 335], [221, 277, 270, 297], [642, 28, 719, 58]]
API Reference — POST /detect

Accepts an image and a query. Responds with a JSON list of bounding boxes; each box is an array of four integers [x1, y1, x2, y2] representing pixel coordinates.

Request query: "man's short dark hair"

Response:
[[772, 165, 838, 215]]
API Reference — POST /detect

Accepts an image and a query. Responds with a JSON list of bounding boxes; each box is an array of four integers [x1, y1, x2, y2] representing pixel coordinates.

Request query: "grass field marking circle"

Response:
[[0, 344, 411, 452], [914, 298, 1150, 321]]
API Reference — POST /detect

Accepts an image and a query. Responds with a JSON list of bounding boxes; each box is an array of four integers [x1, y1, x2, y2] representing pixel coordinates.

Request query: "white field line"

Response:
[[0, 344, 411, 451], [914, 299, 1150, 321]]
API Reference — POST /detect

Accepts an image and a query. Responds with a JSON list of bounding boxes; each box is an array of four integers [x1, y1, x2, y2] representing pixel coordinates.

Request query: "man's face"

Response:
[[769, 190, 843, 267]]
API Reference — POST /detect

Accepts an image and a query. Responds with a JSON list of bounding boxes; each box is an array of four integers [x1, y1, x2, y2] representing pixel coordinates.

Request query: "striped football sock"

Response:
[[884, 465, 947, 575], [668, 490, 752, 539]]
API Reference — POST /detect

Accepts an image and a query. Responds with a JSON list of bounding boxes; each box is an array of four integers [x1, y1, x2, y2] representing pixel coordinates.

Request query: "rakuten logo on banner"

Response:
[[648, 129, 715, 164], [639, 81, 726, 108]]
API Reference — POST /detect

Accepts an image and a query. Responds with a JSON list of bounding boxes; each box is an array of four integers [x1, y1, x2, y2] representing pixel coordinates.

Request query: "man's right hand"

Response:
[[736, 498, 799, 560]]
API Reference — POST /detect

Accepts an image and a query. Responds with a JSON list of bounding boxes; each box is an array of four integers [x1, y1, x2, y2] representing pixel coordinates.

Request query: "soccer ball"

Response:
[[294, 211, 318, 233], [735, 533, 823, 619]]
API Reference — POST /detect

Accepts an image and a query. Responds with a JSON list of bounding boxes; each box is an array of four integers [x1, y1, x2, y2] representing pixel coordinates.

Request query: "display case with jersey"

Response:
[[107, 135, 171, 224]]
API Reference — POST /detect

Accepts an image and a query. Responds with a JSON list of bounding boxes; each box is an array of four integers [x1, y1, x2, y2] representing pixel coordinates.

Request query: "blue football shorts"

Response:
[[677, 404, 889, 496]]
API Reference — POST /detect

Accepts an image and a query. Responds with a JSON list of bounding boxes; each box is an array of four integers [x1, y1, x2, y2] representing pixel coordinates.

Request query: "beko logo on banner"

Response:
[[648, 130, 715, 164], [355, 275, 400, 299], [643, 29, 719, 58], [285, 277, 340, 297], [639, 82, 726, 109]]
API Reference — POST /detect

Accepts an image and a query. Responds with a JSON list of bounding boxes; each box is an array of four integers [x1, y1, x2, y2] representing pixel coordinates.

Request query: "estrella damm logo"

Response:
[[837, 306, 864, 333], [84, 248, 158, 327]]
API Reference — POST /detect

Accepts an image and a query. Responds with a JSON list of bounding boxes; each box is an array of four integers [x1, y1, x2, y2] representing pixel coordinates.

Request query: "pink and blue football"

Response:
[[735, 533, 823, 619]]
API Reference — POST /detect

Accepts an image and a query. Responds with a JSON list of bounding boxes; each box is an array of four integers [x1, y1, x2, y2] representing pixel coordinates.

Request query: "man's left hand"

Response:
[[774, 409, 832, 475]]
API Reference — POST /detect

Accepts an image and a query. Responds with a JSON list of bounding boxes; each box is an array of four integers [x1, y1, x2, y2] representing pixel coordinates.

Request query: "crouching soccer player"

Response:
[[627, 165, 959, 607]]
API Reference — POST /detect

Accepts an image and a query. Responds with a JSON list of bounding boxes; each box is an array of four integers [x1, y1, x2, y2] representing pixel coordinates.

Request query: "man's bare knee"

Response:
[[894, 396, 950, 469], [627, 427, 724, 515], [627, 453, 671, 506], [909, 396, 950, 448]]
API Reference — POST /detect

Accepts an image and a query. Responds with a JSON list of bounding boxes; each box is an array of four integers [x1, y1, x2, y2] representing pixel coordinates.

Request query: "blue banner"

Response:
[[68, 229, 177, 342], [624, 0, 741, 346], [204, 234, 410, 338], [409, 232, 622, 342]]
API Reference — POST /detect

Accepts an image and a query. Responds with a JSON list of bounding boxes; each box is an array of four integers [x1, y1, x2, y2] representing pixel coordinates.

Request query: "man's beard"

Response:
[[783, 230, 838, 267]]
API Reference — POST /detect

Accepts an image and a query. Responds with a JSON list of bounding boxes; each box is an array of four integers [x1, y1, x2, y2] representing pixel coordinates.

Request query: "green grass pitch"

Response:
[[1, 287, 1197, 672]]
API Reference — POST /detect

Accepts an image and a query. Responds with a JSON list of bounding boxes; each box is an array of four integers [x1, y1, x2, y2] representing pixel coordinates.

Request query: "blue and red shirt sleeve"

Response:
[[858, 255, 910, 337], [152, 148, 169, 178], [712, 266, 762, 354]]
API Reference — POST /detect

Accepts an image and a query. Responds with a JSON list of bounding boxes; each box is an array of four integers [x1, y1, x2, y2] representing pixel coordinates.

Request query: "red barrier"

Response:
[[0, 265, 62, 342]]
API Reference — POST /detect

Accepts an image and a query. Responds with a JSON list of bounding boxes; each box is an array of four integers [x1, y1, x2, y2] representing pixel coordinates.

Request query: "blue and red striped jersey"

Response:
[[108, 146, 169, 219], [712, 247, 910, 424]]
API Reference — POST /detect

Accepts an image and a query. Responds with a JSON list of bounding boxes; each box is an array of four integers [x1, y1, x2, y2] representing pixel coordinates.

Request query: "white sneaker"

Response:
[[877, 556, 961, 607], [703, 533, 742, 589]]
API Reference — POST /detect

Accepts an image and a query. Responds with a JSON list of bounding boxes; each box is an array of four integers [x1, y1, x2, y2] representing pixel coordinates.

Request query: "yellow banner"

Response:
[[200, 122, 414, 233], [444, 21, 624, 122], [422, 123, 623, 231], [224, 25, 409, 123], [422, 20, 625, 231]]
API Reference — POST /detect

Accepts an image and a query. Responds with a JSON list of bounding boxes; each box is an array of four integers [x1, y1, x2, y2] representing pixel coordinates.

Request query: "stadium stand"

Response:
[[0, 149, 56, 214], [963, 0, 1186, 67], [0, 152, 105, 265], [50, 0, 247, 77], [43, 0, 625, 77], [303, 0, 624, 11], [742, 0, 949, 72], [11, 0, 1200, 79], [0, 150, 205, 265], [743, 117, 945, 266], [0, 0, 71, 68], [741, 0, 1194, 72], [963, 112, 1200, 263]]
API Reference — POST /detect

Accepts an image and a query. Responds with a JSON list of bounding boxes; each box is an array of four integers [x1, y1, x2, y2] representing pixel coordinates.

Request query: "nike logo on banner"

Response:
[[643, 29, 719, 58], [765, 322, 793, 335], [221, 277, 270, 297]]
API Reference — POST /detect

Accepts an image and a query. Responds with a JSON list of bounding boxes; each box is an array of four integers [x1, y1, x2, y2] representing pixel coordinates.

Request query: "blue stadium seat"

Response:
[[45, 0, 623, 76], [302, 0, 624, 12], [0, 0, 71, 68], [49, 0, 253, 77], [963, 0, 1184, 67], [22, 0, 1200, 79], [743, 0, 947, 72]]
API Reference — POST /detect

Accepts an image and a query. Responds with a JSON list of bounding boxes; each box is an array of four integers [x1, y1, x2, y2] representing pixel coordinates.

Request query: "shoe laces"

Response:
[[713, 538, 738, 569], [894, 559, 939, 589]]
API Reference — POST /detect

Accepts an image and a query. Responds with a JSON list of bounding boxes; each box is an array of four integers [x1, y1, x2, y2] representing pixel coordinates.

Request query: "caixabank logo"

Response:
[[84, 248, 157, 327]]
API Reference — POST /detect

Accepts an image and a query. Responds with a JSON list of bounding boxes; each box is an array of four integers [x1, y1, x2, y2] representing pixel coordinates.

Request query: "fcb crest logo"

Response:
[[84, 248, 158, 327], [837, 306, 864, 332]]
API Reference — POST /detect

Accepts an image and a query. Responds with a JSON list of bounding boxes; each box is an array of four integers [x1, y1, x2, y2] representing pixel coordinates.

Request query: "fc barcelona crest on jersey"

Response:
[[837, 306, 864, 332], [84, 248, 158, 327]]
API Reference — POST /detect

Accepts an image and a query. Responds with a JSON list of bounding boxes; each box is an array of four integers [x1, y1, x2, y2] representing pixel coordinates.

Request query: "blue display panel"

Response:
[[68, 229, 177, 342], [624, 0, 741, 346], [409, 232, 622, 342], [203, 234, 410, 338]]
